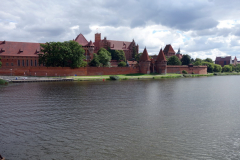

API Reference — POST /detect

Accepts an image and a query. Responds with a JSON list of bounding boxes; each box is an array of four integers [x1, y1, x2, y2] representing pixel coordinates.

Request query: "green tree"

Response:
[[39, 41, 85, 68], [118, 61, 127, 67], [204, 58, 213, 63], [181, 54, 191, 65], [235, 64, 240, 72], [193, 58, 202, 66], [0, 57, 2, 68], [213, 64, 222, 72], [135, 53, 142, 62], [97, 48, 111, 66], [202, 62, 214, 73], [222, 65, 232, 72], [167, 55, 182, 65], [89, 53, 100, 67], [115, 50, 126, 62]]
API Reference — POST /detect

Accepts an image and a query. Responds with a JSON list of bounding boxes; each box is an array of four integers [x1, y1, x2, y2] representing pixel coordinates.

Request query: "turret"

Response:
[[155, 48, 167, 74], [139, 47, 151, 74]]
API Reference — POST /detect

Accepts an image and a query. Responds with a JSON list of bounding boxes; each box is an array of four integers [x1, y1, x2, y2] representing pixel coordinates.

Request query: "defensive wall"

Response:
[[0, 66, 140, 76], [167, 65, 207, 74]]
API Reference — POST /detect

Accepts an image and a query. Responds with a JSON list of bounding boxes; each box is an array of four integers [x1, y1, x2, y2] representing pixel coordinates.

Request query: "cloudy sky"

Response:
[[1, 0, 240, 60]]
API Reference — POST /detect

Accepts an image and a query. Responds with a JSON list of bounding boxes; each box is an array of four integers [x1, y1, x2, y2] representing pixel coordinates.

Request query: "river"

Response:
[[0, 76, 240, 159]]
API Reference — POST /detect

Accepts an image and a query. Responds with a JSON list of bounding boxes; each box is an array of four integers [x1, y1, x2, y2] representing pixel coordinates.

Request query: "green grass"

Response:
[[0, 79, 8, 85]]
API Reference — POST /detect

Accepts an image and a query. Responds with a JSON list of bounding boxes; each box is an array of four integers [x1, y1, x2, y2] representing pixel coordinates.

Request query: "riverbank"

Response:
[[1, 72, 240, 83]]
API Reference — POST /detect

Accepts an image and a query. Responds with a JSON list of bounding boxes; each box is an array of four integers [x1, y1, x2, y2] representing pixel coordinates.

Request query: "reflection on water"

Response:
[[1, 76, 240, 159]]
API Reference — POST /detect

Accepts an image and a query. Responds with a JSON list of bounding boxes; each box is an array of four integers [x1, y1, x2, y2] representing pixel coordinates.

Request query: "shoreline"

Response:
[[1, 72, 240, 84]]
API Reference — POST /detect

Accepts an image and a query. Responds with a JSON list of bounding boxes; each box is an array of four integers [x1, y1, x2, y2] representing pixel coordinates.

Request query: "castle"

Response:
[[0, 33, 207, 76]]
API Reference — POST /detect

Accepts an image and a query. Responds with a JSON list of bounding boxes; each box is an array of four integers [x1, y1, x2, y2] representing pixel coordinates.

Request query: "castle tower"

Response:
[[156, 48, 167, 74], [94, 33, 101, 51], [88, 40, 95, 60], [139, 47, 151, 74]]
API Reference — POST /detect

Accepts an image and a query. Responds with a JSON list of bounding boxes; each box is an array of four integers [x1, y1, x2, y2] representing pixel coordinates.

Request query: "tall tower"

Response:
[[155, 48, 167, 74], [94, 33, 101, 51], [139, 47, 151, 74]]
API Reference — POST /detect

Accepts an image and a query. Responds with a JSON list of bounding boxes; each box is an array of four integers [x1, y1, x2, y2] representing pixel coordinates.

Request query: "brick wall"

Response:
[[0, 66, 139, 76], [167, 65, 207, 74]]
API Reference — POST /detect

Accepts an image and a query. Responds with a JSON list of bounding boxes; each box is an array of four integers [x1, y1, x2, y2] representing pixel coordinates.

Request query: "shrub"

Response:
[[118, 61, 127, 67], [109, 75, 120, 80], [79, 61, 87, 67], [222, 65, 232, 72], [182, 70, 188, 74], [213, 64, 222, 72], [0, 79, 8, 85]]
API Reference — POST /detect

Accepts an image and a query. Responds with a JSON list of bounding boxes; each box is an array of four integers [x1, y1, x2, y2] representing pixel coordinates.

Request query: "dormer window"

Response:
[[1, 48, 5, 52], [19, 48, 23, 52]]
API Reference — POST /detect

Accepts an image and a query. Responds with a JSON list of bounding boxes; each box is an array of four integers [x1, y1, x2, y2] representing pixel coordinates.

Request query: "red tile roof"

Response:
[[108, 40, 132, 50], [0, 41, 40, 57], [163, 44, 175, 54], [75, 33, 89, 46], [156, 48, 167, 62], [139, 47, 150, 62]]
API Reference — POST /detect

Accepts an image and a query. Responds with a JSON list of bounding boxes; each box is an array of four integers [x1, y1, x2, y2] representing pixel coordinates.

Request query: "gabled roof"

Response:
[[87, 40, 94, 47], [215, 56, 232, 61], [139, 47, 150, 62], [156, 48, 167, 62], [163, 44, 175, 54], [0, 41, 41, 57], [74, 33, 88, 46], [107, 40, 132, 50]]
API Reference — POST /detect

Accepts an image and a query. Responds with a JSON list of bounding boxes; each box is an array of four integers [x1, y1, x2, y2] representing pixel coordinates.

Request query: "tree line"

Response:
[[39, 40, 127, 68]]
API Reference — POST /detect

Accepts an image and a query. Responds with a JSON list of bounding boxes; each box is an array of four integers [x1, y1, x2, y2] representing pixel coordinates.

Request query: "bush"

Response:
[[213, 64, 222, 72], [182, 70, 188, 74], [0, 79, 8, 85], [222, 65, 232, 72], [79, 61, 87, 67], [118, 61, 127, 67], [167, 56, 182, 65], [109, 75, 120, 80]]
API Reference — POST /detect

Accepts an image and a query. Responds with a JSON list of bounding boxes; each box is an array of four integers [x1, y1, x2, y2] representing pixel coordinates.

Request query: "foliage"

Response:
[[202, 62, 214, 73], [135, 53, 142, 62], [234, 64, 240, 72], [108, 49, 126, 62], [0, 57, 2, 68], [193, 58, 202, 66], [89, 53, 100, 67], [79, 61, 87, 67], [39, 41, 85, 68], [0, 79, 8, 85], [109, 75, 120, 80], [213, 64, 222, 72], [167, 55, 182, 65], [204, 58, 213, 63], [190, 58, 195, 64], [118, 61, 127, 67], [132, 46, 137, 60], [97, 48, 111, 66], [182, 70, 188, 74], [181, 54, 191, 65], [222, 65, 232, 72]]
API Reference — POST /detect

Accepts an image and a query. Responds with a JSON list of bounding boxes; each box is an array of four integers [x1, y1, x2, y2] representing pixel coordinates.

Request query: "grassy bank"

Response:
[[67, 73, 210, 81], [0, 79, 8, 85]]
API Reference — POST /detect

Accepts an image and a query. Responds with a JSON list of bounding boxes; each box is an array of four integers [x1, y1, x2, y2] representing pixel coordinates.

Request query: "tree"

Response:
[[135, 53, 142, 62], [97, 48, 111, 66], [89, 53, 100, 67], [167, 55, 182, 65], [118, 61, 127, 67], [39, 41, 85, 68], [115, 50, 126, 62], [204, 58, 213, 63], [193, 58, 202, 66], [181, 54, 191, 65], [0, 57, 2, 68], [222, 65, 232, 72], [202, 62, 214, 73], [213, 64, 222, 72]]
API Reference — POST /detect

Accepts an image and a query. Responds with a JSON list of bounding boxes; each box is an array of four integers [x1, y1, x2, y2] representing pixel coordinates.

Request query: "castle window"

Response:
[[18, 60, 20, 66], [31, 60, 33, 66], [6, 63, 8, 66], [22, 60, 24, 66], [35, 60, 37, 66], [26, 60, 28, 66], [11, 63, 13, 66]]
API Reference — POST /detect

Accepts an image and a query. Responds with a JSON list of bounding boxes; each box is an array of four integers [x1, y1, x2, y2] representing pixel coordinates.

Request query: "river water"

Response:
[[1, 76, 240, 160]]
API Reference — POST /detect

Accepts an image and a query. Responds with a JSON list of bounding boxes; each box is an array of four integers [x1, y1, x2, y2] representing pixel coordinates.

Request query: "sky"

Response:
[[1, 0, 240, 60]]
